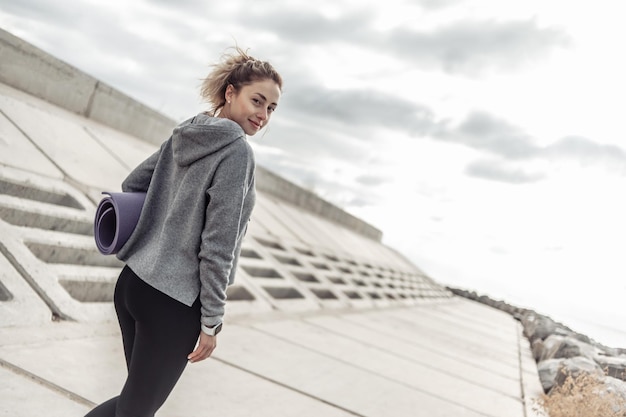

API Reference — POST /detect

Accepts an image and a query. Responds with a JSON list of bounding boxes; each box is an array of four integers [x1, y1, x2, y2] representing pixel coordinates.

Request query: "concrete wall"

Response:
[[0, 28, 382, 241], [0, 28, 175, 146], [256, 168, 382, 241]]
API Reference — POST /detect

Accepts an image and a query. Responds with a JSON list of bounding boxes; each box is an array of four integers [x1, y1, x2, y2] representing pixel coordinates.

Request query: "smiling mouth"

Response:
[[250, 120, 261, 129]]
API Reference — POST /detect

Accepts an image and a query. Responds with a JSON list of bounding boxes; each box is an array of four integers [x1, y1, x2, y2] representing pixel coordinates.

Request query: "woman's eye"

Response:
[[252, 98, 260, 104], [268, 107, 276, 113]]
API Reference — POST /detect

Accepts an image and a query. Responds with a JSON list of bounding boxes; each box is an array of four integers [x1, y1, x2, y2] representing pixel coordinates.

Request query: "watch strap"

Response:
[[201, 322, 222, 336]]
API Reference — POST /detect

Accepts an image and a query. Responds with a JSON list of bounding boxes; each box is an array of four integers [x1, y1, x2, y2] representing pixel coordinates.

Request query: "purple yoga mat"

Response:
[[94, 192, 146, 255]]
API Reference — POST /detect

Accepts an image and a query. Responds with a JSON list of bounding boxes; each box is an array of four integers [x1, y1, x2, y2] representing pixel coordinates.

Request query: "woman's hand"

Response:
[[187, 332, 217, 363]]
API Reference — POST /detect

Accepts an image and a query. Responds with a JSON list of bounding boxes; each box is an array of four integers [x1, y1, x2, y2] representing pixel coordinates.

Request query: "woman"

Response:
[[86, 48, 282, 417]]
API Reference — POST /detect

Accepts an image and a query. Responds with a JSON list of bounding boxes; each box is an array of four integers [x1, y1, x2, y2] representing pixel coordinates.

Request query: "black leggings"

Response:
[[85, 266, 201, 417]]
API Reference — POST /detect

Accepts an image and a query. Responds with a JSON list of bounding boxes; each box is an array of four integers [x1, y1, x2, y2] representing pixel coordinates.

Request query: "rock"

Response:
[[538, 358, 563, 392], [532, 338, 544, 362], [522, 313, 558, 342], [595, 355, 626, 381], [554, 357, 604, 388], [601, 375, 626, 403], [569, 332, 593, 345], [537, 335, 598, 362], [539, 335, 565, 362]]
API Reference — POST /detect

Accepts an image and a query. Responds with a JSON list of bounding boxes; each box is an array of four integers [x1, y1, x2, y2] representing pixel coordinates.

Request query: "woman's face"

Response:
[[223, 79, 281, 136]]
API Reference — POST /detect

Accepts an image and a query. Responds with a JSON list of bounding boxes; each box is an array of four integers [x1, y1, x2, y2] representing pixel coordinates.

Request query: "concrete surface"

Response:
[[0, 299, 543, 417], [0, 28, 544, 416]]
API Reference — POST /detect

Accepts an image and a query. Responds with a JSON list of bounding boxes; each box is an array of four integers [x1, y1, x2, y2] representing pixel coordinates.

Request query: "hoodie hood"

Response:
[[172, 113, 245, 167]]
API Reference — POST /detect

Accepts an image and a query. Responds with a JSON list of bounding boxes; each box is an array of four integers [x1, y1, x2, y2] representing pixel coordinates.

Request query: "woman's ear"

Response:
[[225, 84, 235, 104]]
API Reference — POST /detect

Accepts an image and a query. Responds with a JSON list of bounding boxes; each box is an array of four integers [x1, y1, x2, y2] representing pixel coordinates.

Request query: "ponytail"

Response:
[[201, 47, 283, 116]]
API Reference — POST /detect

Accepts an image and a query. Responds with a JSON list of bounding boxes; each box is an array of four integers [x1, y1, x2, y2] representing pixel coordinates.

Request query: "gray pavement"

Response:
[[0, 298, 543, 417]]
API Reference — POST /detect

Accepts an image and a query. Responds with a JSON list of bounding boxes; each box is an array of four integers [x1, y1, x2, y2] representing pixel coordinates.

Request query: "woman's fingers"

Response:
[[187, 332, 217, 363]]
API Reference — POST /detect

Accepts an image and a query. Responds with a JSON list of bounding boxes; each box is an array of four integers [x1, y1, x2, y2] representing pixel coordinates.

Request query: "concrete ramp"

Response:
[[0, 28, 543, 417]]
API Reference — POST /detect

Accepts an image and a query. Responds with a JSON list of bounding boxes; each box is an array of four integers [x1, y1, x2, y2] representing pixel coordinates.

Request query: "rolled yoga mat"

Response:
[[94, 192, 146, 255]]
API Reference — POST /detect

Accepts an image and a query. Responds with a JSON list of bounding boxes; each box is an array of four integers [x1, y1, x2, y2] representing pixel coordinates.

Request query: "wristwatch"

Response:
[[201, 322, 223, 336]]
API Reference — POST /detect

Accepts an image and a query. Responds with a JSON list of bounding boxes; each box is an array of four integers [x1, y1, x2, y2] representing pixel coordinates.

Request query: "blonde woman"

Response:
[[85, 48, 282, 417]]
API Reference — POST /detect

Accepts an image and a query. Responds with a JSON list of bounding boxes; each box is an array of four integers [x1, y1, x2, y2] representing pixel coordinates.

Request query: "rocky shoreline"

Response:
[[447, 287, 626, 399]]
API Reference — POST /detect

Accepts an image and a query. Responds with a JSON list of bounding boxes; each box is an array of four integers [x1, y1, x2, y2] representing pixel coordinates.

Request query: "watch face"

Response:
[[214, 323, 223, 335]]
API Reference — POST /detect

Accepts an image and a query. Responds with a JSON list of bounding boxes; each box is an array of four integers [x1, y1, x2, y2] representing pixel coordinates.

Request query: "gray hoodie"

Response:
[[117, 113, 255, 328]]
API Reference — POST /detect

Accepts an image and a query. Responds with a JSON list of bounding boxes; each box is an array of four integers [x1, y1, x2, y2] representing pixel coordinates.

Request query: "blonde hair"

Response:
[[201, 47, 283, 116]]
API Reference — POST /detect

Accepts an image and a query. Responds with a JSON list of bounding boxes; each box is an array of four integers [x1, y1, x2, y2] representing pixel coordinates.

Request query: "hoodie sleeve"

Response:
[[121, 142, 166, 192], [198, 140, 255, 328]]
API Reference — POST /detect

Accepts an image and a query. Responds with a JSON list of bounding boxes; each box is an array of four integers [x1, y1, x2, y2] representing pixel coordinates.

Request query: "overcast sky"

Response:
[[2, 0, 626, 345]]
